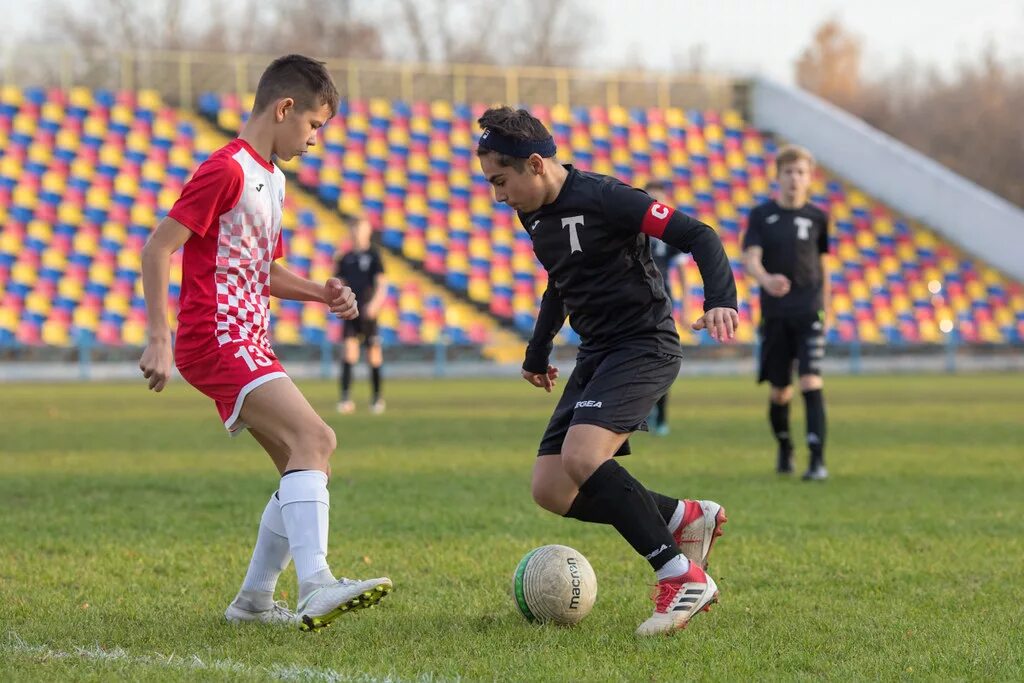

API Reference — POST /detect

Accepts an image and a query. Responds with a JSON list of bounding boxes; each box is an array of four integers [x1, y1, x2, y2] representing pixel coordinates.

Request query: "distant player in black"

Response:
[[333, 214, 387, 414], [476, 107, 737, 635], [645, 179, 689, 437], [742, 145, 830, 480]]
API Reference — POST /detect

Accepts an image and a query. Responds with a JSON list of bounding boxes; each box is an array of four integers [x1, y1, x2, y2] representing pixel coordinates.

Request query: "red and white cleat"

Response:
[[636, 563, 719, 636], [672, 499, 727, 569]]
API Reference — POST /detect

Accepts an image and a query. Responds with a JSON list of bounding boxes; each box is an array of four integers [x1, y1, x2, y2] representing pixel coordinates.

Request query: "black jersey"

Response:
[[650, 238, 685, 297], [519, 166, 737, 373], [742, 200, 829, 319], [334, 247, 384, 302]]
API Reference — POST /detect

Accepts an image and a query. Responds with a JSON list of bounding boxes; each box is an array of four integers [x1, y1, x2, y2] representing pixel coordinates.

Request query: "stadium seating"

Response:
[[198, 93, 1024, 346], [0, 86, 490, 348], [1, 85, 1020, 350]]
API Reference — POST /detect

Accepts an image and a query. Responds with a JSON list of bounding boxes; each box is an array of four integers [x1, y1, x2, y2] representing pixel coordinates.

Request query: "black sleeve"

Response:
[[523, 281, 567, 374], [742, 206, 763, 250], [371, 249, 385, 277], [601, 180, 738, 312], [817, 211, 830, 255], [333, 256, 345, 280]]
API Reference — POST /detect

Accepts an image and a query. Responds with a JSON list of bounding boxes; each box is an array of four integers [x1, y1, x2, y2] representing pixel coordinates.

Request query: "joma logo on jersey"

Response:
[[575, 400, 602, 409]]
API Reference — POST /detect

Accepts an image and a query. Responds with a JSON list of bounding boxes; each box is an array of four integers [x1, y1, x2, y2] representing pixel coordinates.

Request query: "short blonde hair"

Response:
[[774, 145, 815, 173]]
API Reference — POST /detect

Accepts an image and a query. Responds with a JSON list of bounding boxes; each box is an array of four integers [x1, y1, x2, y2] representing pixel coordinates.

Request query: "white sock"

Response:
[[278, 470, 335, 590], [667, 500, 686, 533], [655, 553, 690, 581], [236, 492, 291, 609]]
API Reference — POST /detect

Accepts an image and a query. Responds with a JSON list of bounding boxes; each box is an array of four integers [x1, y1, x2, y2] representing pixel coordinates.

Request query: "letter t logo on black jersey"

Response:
[[561, 215, 585, 253]]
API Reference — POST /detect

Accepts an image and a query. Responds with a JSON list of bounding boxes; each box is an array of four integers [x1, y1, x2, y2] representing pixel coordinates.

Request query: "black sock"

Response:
[[370, 365, 382, 403], [803, 389, 826, 465], [565, 489, 679, 526], [655, 394, 668, 426], [340, 362, 352, 401], [769, 401, 792, 452], [577, 460, 680, 571]]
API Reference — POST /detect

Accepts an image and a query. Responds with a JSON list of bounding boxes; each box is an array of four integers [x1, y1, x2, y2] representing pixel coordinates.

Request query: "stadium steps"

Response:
[[187, 115, 525, 363]]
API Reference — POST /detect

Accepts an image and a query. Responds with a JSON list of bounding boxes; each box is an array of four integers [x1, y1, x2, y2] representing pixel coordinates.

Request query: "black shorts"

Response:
[[758, 314, 825, 387], [343, 316, 380, 344], [537, 346, 682, 456]]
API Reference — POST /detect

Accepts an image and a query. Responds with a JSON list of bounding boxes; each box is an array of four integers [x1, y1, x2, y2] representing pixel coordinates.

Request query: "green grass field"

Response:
[[1, 373, 1022, 681]]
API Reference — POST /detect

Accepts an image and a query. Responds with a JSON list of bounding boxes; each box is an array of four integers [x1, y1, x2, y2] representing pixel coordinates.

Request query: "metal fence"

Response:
[[1, 44, 739, 110]]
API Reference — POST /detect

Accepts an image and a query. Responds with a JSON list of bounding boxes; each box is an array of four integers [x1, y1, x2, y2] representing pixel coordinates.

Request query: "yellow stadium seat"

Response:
[[42, 320, 69, 346], [218, 109, 242, 133], [13, 186, 38, 207], [69, 86, 94, 108], [58, 278, 83, 300], [338, 194, 363, 216], [468, 279, 490, 302], [664, 108, 686, 127], [104, 292, 129, 316], [431, 100, 453, 119], [130, 204, 156, 226], [13, 113, 35, 135], [309, 264, 333, 283], [72, 307, 99, 331], [25, 291, 51, 315], [1, 85, 24, 105], [134, 90, 162, 112], [122, 319, 147, 345], [108, 103, 132, 126], [12, 261, 38, 285]]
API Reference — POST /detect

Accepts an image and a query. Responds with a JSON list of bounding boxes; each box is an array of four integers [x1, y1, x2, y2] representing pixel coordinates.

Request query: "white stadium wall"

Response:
[[750, 78, 1024, 282]]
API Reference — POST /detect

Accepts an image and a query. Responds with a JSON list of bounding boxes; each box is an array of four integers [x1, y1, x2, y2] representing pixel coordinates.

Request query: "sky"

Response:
[[1, 0, 1022, 84]]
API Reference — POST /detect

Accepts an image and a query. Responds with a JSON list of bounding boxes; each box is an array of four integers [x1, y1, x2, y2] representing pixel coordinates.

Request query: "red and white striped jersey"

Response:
[[168, 139, 286, 366]]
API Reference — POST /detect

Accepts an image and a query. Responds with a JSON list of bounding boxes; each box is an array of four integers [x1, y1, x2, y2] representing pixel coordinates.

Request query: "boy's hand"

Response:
[[139, 336, 173, 392], [522, 365, 560, 393], [691, 307, 739, 342], [325, 278, 358, 320]]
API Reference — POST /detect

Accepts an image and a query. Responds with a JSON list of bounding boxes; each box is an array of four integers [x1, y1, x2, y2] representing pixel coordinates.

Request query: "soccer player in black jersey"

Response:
[[334, 214, 388, 415], [742, 145, 830, 480], [476, 107, 738, 635], [645, 180, 689, 437]]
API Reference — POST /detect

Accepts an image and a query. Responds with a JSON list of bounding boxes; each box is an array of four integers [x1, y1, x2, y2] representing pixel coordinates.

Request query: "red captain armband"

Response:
[[640, 201, 676, 239]]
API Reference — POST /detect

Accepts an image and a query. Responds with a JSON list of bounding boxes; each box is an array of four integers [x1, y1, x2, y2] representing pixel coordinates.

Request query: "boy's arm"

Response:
[[365, 273, 389, 319], [269, 261, 359, 320], [139, 218, 192, 392], [522, 282, 566, 392], [603, 182, 738, 341]]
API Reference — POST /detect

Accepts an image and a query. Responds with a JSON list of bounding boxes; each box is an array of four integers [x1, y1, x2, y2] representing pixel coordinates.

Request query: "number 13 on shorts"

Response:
[[234, 344, 273, 371]]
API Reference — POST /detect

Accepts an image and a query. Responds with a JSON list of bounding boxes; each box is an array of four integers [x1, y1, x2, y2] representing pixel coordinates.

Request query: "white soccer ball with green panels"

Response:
[[511, 544, 597, 625]]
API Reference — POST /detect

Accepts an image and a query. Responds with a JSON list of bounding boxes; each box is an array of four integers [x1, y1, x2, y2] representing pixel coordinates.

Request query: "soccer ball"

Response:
[[511, 544, 597, 625]]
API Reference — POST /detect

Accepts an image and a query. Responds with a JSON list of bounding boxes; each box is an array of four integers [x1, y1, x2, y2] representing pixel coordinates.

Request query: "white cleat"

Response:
[[297, 577, 393, 632], [370, 399, 386, 415], [336, 400, 356, 415], [636, 564, 719, 636], [802, 463, 829, 481], [671, 499, 727, 569], [224, 599, 298, 626]]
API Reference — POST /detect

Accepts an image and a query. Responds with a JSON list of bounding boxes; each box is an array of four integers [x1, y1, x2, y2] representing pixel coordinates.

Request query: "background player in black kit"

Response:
[[334, 214, 388, 415], [645, 179, 689, 437], [476, 107, 738, 635], [742, 145, 830, 480]]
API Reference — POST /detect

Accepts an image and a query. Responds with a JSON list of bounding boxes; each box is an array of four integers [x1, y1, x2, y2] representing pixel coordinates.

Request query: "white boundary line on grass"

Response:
[[5, 632, 457, 683]]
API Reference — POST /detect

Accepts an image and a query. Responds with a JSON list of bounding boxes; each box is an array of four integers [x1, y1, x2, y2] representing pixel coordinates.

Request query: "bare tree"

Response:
[[796, 19, 1024, 208], [389, 0, 592, 66], [794, 18, 864, 111]]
